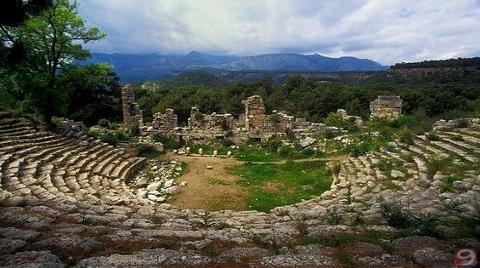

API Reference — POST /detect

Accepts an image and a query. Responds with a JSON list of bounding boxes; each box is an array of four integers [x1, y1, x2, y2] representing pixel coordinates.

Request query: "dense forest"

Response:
[[391, 57, 480, 69]]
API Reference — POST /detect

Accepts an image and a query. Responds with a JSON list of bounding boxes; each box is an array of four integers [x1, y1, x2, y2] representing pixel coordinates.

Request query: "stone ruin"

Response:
[[121, 84, 144, 128], [152, 109, 178, 131], [337, 109, 363, 128], [139, 95, 404, 142], [143, 95, 339, 143], [370, 95, 403, 119], [1, 105, 479, 267], [243, 95, 267, 138], [188, 107, 235, 132]]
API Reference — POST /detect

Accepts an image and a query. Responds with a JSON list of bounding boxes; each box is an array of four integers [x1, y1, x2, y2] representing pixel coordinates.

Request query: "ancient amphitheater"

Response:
[[1, 107, 479, 267]]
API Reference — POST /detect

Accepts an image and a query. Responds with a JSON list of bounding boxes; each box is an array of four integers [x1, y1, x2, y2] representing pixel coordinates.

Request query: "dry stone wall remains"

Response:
[[370, 95, 403, 119], [143, 95, 340, 143]]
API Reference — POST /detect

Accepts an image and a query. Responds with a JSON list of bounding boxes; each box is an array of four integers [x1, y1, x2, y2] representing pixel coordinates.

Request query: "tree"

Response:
[[1, 0, 105, 125], [1, 0, 53, 65], [58, 64, 121, 126]]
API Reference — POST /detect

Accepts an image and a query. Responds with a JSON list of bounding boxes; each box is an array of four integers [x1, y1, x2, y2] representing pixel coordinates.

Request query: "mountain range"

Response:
[[84, 51, 387, 82]]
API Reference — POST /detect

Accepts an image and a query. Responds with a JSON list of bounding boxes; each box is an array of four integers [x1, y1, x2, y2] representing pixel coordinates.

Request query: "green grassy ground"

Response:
[[230, 160, 332, 212]]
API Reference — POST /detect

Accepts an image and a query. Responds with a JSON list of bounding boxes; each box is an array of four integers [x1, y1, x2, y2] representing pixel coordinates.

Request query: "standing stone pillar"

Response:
[[121, 84, 143, 128], [242, 95, 266, 138]]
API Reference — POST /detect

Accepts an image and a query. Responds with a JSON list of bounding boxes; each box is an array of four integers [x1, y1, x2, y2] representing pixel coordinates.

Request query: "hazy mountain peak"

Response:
[[85, 52, 387, 82]]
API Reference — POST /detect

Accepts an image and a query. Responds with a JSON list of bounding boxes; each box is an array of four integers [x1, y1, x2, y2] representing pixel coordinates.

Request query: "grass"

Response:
[[441, 175, 461, 191], [231, 160, 332, 212], [235, 145, 282, 162]]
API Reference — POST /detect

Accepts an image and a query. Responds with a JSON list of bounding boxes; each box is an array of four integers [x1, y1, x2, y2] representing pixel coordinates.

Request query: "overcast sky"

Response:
[[78, 0, 480, 64]]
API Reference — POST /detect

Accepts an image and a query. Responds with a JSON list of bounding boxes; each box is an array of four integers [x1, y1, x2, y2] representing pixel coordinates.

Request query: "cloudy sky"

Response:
[[78, 0, 480, 64]]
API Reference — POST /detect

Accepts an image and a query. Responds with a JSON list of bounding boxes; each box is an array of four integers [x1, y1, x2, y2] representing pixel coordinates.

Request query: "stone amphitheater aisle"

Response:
[[0, 110, 479, 267]]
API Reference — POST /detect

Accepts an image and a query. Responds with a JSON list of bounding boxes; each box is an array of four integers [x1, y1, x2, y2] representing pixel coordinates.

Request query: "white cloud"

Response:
[[78, 0, 480, 64]]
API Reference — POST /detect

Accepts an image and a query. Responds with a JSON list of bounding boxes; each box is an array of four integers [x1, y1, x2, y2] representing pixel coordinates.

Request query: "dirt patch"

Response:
[[165, 154, 248, 211], [262, 181, 280, 192]]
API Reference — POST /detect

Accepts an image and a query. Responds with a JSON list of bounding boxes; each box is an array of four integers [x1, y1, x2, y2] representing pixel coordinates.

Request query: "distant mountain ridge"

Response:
[[84, 51, 386, 82]]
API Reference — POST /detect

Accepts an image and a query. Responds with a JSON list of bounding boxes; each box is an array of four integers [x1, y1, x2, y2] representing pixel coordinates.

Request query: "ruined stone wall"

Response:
[[337, 109, 363, 127], [152, 109, 178, 131], [265, 111, 294, 133], [188, 107, 234, 131], [145, 95, 343, 143], [121, 84, 143, 128], [370, 96, 403, 119], [242, 95, 267, 138]]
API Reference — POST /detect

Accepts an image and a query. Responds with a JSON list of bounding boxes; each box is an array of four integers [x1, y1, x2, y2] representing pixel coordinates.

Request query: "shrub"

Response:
[[97, 118, 111, 128], [302, 148, 317, 157], [380, 202, 416, 229], [426, 156, 453, 177], [136, 143, 161, 158], [286, 129, 296, 141], [262, 137, 283, 153], [426, 131, 440, 141], [151, 133, 181, 150], [415, 213, 440, 237], [349, 143, 370, 157], [441, 175, 460, 191], [100, 130, 131, 146], [343, 122, 359, 133], [220, 138, 235, 147], [130, 124, 140, 136], [324, 112, 344, 128], [278, 145, 294, 158], [455, 118, 469, 128], [399, 126, 414, 145], [390, 115, 416, 129], [101, 132, 119, 146], [115, 131, 131, 142]]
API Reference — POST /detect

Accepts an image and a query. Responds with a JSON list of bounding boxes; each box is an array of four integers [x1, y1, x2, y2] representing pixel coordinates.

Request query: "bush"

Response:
[[302, 148, 317, 157], [262, 137, 283, 153], [278, 145, 294, 158], [115, 131, 131, 142], [136, 143, 161, 158], [324, 112, 344, 128], [381, 202, 416, 229], [220, 138, 235, 147], [349, 142, 370, 157], [151, 133, 181, 150], [100, 130, 131, 146], [441, 175, 460, 191], [343, 122, 359, 133], [455, 118, 469, 128], [426, 131, 440, 141], [101, 132, 119, 146], [390, 115, 416, 129], [97, 118, 111, 128], [130, 125, 140, 136], [399, 126, 414, 145], [426, 156, 452, 177]]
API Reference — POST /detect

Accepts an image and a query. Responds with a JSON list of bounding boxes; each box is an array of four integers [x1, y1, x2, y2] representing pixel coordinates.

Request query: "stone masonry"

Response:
[[188, 107, 235, 131], [0, 107, 478, 267], [144, 95, 339, 142], [121, 84, 144, 128], [242, 95, 267, 138], [370, 95, 403, 119], [152, 109, 178, 131]]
